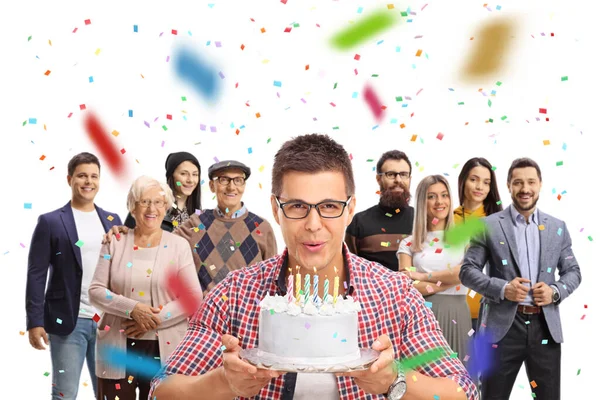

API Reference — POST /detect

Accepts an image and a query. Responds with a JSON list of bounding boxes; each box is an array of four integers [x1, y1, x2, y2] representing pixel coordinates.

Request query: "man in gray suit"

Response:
[[460, 157, 581, 400]]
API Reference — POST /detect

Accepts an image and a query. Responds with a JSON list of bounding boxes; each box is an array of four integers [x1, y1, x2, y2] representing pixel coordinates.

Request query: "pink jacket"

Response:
[[89, 230, 202, 379]]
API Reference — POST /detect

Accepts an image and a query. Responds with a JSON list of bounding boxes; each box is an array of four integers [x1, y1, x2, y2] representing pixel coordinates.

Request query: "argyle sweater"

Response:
[[176, 209, 278, 294]]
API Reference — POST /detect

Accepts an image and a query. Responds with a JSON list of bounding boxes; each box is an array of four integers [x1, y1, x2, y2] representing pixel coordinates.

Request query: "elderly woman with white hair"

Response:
[[89, 176, 202, 400]]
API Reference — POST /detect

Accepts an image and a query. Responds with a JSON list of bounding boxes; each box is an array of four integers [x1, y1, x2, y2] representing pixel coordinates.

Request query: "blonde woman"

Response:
[[89, 176, 202, 400], [396, 175, 471, 360]]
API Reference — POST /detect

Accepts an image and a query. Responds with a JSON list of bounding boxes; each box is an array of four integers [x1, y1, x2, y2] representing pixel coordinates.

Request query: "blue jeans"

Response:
[[48, 318, 97, 400]]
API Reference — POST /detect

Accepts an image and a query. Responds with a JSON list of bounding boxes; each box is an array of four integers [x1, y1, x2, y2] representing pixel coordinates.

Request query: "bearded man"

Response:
[[345, 150, 414, 271]]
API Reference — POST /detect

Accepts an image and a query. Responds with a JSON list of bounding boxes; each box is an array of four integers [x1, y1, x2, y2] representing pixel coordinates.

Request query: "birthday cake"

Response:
[[257, 294, 362, 366]]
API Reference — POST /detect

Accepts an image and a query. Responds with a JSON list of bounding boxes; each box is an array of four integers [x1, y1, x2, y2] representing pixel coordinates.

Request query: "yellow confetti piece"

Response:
[[259, 165, 265, 172], [380, 242, 390, 247], [221, 295, 228, 301], [456, 386, 463, 392], [262, 59, 270, 64], [539, 225, 545, 231], [387, 4, 395, 9], [95, 48, 101, 55], [255, 112, 261, 118], [410, 134, 417, 142], [543, 140, 550, 145], [193, 227, 199, 232], [412, 374, 417, 382], [44, 124, 47, 130], [19, 331, 25, 336], [140, 73, 145, 79], [139, 291, 145, 297], [416, 49, 423, 57], [107, 215, 114, 221], [111, 130, 120, 137], [83, 382, 88, 387], [48, 39, 52, 46], [172, 220, 179, 227], [259, 183, 263, 189]]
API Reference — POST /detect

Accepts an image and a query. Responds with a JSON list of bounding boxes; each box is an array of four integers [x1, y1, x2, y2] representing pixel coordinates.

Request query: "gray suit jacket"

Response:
[[459, 207, 581, 343]]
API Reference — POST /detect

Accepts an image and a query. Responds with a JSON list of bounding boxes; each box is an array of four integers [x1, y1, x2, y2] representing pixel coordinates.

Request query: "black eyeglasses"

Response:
[[213, 176, 246, 186], [378, 171, 411, 180], [275, 196, 352, 219]]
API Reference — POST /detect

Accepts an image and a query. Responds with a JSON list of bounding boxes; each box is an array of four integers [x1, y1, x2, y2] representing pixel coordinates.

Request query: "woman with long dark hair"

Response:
[[124, 152, 201, 232], [454, 157, 503, 331]]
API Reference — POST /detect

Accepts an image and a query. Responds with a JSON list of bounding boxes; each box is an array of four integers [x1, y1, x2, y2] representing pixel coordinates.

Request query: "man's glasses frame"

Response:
[[274, 196, 353, 219], [378, 171, 411, 181], [213, 176, 247, 186]]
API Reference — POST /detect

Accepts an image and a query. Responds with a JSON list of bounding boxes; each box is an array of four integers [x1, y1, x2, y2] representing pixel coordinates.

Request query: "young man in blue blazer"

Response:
[[25, 152, 122, 400]]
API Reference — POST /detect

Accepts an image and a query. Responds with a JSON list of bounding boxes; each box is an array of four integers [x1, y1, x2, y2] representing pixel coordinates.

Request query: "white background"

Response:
[[0, 0, 597, 398]]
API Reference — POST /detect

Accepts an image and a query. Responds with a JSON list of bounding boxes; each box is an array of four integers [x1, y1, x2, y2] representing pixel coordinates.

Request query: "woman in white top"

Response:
[[396, 175, 470, 361]]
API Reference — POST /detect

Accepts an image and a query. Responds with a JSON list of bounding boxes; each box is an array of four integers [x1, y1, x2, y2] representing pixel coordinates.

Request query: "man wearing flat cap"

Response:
[[176, 160, 278, 294]]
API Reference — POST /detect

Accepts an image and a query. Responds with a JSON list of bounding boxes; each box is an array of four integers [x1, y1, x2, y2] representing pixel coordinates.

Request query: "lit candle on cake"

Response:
[[287, 268, 294, 303], [313, 267, 319, 304], [324, 275, 330, 303], [333, 266, 339, 305], [295, 266, 301, 303], [304, 273, 310, 305]]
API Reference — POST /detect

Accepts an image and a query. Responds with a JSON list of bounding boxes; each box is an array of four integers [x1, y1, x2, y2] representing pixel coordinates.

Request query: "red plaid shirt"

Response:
[[149, 245, 478, 399]]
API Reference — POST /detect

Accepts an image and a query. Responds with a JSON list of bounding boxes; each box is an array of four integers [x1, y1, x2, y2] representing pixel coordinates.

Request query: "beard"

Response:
[[511, 192, 539, 213], [379, 183, 411, 209]]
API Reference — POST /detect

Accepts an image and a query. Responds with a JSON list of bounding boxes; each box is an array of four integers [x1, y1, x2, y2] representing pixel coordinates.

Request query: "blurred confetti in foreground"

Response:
[[102, 346, 161, 378], [166, 267, 203, 316], [330, 10, 397, 50], [461, 18, 516, 80], [363, 84, 385, 122], [83, 112, 128, 179], [173, 47, 220, 101]]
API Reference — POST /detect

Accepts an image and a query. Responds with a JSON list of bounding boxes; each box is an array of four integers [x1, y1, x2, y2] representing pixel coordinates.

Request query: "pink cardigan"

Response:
[[89, 230, 202, 379]]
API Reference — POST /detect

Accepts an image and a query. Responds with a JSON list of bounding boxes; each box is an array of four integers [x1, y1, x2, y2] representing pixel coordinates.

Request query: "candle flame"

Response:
[[334, 266, 338, 275], [313, 266, 317, 274]]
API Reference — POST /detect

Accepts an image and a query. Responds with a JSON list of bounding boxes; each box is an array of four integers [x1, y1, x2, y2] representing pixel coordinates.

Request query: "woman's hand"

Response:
[[400, 270, 428, 282], [130, 303, 162, 331], [122, 320, 151, 338]]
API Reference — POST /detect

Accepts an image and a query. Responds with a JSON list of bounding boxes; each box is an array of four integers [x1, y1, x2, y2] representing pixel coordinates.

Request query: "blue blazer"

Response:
[[26, 201, 122, 335]]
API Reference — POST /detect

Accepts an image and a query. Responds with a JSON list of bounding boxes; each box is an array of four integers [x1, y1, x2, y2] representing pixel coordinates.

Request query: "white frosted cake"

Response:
[[257, 294, 362, 365]]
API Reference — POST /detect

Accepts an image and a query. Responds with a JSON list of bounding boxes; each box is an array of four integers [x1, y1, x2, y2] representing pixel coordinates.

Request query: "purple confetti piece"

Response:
[[213, 156, 219, 163], [20, 243, 26, 248], [216, 41, 222, 47], [343, 281, 348, 290], [313, 117, 317, 121], [166, 56, 170, 62], [219, 71, 225, 79], [405, 96, 412, 100], [210, 126, 217, 132], [541, 32, 546, 36], [300, 98, 306, 103], [153, 117, 159, 122], [580, 228, 584, 232], [161, 141, 165, 147], [304, 322, 311, 329], [144, 121, 150, 128], [535, 117, 541, 121], [159, 32, 164, 37], [452, 319, 457, 324], [200, 124, 206, 131]]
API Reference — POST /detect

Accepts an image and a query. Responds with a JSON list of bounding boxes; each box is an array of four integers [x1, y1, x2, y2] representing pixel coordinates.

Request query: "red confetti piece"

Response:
[[172, 29, 178, 35], [84, 19, 91, 25], [166, 269, 202, 316], [72, 27, 78, 33], [435, 248, 442, 254], [539, 108, 547, 114], [240, 44, 245, 50], [80, 104, 86, 110], [363, 84, 384, 121], [354, 54, 361, 60], [305, 65, 309, 70], [84, 112, 127, 176], [284, 27, 292, 33], [436, 132, 444, 140], [92, 313, 100, 323], [166, 114, 172, 120]]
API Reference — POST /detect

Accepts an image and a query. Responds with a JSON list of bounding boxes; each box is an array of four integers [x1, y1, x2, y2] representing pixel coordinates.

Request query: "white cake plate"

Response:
[[239, 348, 380, 373]]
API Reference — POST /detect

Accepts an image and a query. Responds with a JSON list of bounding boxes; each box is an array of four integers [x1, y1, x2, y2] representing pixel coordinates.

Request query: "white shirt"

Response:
[[397, 231, 468, 295], [72, 207, 105, 319], [129, 247, 159, 340], [294, 373, 340, 399]]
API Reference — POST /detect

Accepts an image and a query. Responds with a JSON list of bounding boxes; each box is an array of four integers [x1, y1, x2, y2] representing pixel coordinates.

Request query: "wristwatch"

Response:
[[386, 367, 407, 399], [552, 286, 560, 303]]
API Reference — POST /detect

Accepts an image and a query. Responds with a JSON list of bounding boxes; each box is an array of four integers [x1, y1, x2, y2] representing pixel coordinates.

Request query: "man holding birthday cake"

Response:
[[149, 134, 478, 400]]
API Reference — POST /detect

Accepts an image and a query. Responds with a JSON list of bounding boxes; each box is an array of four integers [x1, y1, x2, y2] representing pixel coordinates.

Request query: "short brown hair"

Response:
[[67, 152, 101, 176], [376, 150, 412, 175], [271, 134, 355, 196], [507, 157, 542, 183]]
